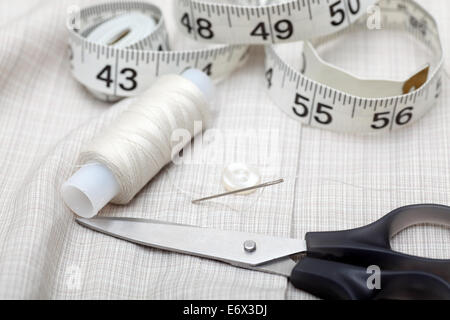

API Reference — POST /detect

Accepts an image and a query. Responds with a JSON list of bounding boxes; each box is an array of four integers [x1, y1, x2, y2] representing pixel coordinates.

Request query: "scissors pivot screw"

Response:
[[243, 240, 257, 253]]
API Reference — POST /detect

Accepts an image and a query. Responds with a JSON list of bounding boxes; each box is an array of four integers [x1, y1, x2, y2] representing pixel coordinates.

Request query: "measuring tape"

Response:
[[68, 2, 249, 101], [175, 0, 377, 44], [265, 0, 444, 133], [68, 0, 444, 133]]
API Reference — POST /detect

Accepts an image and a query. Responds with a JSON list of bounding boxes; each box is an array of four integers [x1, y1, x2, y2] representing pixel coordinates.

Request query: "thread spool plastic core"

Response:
[[61, 163, 121, 218], [62, 185, 95, 218]]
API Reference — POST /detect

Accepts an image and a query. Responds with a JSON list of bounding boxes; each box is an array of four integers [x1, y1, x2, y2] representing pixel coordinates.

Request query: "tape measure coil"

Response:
[[68, 0, 445, 134], [68, 2, 249, 100]]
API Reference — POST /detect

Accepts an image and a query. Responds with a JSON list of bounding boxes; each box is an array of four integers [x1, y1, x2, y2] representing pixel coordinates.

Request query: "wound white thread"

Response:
[[81, 74, 210, 204], [62, 70, 213, 217]]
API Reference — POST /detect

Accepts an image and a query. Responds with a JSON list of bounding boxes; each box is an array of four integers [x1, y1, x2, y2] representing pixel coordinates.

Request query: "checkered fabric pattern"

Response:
[[0, 0, 449, 299]]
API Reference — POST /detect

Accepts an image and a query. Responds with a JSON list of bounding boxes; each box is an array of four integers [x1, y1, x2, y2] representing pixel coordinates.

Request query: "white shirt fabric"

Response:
[[0, 0, 449, 299]]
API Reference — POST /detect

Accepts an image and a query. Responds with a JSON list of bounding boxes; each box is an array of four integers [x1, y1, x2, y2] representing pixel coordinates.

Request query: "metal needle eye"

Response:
[[191, 179, 284, 204]]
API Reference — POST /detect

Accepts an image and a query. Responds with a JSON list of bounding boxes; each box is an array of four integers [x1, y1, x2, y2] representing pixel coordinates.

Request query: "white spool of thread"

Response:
[[61, 69, 214, 218]]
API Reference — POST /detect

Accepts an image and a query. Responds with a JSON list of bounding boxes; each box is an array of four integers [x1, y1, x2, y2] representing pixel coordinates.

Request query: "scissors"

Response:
[[77, 204, 450, 300]]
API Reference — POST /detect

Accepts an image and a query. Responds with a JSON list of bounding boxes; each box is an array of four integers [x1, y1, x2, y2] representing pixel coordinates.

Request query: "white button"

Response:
[[221, 163, 261, 195]]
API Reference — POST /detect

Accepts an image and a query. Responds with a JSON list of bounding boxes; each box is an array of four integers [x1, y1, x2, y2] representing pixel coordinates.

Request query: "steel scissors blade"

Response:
[[76, 216, 306, 274], [76, 204, 450, 300]]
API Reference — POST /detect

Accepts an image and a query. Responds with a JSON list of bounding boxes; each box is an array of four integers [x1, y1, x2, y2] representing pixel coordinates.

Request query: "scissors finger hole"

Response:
[[390, 223, 450, 260]]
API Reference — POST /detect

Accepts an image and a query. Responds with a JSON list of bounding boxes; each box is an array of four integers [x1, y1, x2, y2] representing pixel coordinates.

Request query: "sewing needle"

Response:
[[192, 178, 284, 204]]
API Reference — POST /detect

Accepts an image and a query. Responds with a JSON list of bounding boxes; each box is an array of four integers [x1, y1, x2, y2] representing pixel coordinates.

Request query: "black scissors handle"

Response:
[[291, 257, 450, 300], [290, 204, 450, 300]]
